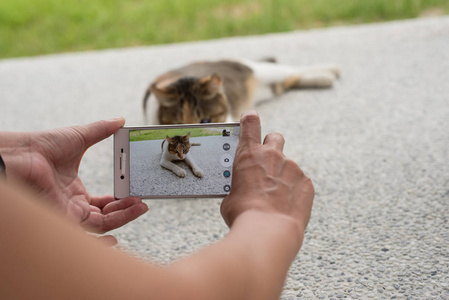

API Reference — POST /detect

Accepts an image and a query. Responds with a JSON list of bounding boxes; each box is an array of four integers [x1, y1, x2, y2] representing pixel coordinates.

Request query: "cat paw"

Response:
[[301, 72, 335, 88], [324, 64, 341, 79], [175, 169, 187, 178], [193, 168, 204, 178]]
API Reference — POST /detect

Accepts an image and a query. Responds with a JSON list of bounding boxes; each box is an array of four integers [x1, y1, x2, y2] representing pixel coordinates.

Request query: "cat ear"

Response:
[[165, 135, 173, 142], [151, 84, 178, 107], [199, 73, 222, 99], [185, 132, 191, 139]]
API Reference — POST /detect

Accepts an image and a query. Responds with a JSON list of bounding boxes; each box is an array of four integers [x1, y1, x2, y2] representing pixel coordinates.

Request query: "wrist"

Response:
[[230, 210, 305, 259]]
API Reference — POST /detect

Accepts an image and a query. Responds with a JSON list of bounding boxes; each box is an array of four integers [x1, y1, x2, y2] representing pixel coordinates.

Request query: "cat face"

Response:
[[166, 132, 191, 159], [152, 74, 229, 124]]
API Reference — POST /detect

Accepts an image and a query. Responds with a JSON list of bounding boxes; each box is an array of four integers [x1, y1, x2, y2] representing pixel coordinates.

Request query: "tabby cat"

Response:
[[160, 132, 203, 178], [143, 58, 340, 124]]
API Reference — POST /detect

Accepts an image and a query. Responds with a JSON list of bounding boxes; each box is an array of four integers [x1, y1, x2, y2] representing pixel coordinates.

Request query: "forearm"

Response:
[[169, 210, 304, 300], [0, 182, 303, 300], [0, 181, 174, 300]]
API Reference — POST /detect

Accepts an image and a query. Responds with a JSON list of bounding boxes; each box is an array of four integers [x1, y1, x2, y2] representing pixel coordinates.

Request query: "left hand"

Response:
[[1, 118, 148, 243]]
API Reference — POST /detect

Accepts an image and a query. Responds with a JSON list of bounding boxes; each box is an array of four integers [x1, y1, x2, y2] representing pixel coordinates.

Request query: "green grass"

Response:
[[130, 128, 222, 142], [1, 0, 448, 59]]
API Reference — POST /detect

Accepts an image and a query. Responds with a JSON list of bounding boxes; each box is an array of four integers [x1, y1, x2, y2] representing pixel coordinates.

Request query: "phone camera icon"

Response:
[[220, 154, 233, 167], [223, 170, 231, 178], [223, 143, 231, 151], [224, 185, 231, 193]]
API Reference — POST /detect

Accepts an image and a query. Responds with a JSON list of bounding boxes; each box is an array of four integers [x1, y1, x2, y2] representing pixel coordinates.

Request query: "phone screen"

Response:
[[123, 124, 239, 198]]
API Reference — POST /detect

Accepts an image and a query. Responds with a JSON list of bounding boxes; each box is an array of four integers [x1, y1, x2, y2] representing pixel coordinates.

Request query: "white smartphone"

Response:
[[114, 123, 240, 199]]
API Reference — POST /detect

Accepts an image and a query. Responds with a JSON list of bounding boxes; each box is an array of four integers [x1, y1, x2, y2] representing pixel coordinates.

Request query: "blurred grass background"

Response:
[[1, 0, 448, 59], [130, 128, 222, 142]]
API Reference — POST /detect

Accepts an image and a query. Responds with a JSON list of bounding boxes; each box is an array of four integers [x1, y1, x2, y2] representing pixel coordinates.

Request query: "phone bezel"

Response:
[[114, 122, 239, 199]]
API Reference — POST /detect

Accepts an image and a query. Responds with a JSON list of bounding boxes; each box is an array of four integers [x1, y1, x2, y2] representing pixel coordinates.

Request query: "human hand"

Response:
[[220, 111, 314, 235], [0, 118, 148, 242]]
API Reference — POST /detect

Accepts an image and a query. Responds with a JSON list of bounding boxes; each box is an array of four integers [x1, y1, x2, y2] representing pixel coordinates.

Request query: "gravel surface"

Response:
[[1, 17, 448, 299]]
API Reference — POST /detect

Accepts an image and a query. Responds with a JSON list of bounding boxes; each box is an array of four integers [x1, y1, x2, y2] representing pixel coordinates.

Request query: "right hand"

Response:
[[220, 111, 314, 235]]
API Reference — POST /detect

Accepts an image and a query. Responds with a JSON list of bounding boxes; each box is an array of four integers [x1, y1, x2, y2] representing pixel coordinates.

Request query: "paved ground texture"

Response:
[[1, 16, 448, 299]]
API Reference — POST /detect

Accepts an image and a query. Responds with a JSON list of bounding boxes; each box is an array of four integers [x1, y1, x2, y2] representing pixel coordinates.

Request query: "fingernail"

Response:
[[241, 110, 258, 118]]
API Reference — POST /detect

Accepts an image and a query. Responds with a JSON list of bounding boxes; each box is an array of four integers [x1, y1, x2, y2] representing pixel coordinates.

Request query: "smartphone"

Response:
[[114, 123, 240, 199]]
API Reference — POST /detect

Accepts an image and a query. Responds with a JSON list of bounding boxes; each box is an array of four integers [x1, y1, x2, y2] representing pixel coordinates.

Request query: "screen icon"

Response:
[[223, 170, 231, 178], [223, 143, 231, 151], [224, 185, 231, 193], [220, 153, 233, 167]]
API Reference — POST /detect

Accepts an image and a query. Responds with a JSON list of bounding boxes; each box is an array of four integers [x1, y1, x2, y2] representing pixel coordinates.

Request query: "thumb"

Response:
[[79, 117, 126, 148], [238, 110, 261, 148]]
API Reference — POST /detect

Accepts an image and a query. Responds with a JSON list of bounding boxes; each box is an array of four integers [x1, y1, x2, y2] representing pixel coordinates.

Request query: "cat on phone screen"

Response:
[[160, 132, 203, 178], [143, 58, 340, 124]]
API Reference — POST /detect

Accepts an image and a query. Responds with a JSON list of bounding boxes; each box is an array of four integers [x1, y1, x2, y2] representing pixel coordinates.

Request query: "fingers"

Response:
[[238, 110, 261, 147], [96, 235, 118, 247], [102, 201, 148, 232], [263, 132, 285, 152], [81, 197, 148, 234], [238, 111, 284, 151], [90, 195, 117, 210], [89, 205, 101, 213], [101, 197, 145, 215], [80, 117, 126, 149], [90, 195, 143, 212]]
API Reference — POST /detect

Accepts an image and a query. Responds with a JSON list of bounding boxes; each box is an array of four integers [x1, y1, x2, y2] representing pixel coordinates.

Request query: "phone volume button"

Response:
[[121, 153, 127, 175]]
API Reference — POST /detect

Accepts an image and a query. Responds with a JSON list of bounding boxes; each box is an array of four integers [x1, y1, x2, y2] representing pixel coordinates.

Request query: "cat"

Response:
[[143, 58, 340, 124], [160, 132, 203, 178]]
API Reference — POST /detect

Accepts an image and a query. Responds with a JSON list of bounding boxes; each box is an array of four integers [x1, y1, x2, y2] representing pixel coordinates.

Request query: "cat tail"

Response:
[[191, 143, 201, 146], [142, 86, 152, 123]]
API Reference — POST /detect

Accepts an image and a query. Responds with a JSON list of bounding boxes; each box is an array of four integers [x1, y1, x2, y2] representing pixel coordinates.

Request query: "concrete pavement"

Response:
[[1, 16, 448, 299]]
